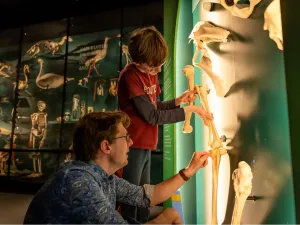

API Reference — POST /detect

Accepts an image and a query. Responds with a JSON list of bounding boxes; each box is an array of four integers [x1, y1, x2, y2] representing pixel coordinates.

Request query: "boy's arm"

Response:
[[132, 95, 185, 125], [156, 97, 179, 110]]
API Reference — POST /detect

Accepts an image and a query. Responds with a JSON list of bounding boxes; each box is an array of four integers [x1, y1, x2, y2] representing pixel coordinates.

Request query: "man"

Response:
[[24, 111, 211, 224]]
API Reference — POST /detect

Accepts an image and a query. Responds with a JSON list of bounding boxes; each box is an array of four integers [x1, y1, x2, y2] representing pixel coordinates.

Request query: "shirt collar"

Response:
[[88, 160, 114, 181]]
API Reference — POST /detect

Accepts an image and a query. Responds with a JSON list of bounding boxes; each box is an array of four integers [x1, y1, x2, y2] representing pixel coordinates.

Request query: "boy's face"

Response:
[[134, 62, 164, 75]]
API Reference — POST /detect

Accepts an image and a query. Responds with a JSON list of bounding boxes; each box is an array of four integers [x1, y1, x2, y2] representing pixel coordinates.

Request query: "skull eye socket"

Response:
[[225, 0, 235, 6]]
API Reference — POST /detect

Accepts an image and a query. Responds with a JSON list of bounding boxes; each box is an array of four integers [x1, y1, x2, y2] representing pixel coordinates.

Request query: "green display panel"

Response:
[[163, 0, 178, 209], [174, 0, 196, 223]]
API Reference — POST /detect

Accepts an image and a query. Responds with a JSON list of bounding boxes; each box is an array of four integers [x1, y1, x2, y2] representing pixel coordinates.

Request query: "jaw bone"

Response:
[[220, 0, 262, 19], [189, 21, 230, 97], [182, 65, 195, 133], [264, 0, 283, 50], [231, 161, 253, 225]]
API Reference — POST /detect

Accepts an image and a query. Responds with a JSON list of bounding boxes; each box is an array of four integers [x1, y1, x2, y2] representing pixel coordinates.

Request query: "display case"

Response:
[[0, 0, 164, 190]]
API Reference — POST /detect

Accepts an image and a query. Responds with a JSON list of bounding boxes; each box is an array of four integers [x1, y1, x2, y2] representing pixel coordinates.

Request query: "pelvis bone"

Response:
[[231, 161, 253, 225], [220, 0, 262, 19], [264, 0, 283, 50], [189, 21, 230, 97]]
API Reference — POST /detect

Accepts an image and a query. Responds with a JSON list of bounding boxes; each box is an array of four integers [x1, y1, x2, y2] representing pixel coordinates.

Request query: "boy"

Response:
[[117, 26, 212, 223]]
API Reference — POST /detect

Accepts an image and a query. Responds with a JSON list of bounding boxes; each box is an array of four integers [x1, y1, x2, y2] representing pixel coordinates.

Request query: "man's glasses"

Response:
[[113, 133, 131, 142]]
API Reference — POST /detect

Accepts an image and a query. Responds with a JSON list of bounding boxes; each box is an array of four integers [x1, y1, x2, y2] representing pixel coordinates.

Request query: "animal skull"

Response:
[[220, 0, 262, 19], [264, 0, 283, 50]]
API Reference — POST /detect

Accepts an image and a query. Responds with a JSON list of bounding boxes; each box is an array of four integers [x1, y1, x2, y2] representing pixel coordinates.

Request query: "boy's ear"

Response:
[[100, 140, 111, 154]]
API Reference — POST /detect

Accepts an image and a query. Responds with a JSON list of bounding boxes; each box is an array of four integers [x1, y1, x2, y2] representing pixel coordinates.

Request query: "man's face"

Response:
[[109, 123, 133, 168]]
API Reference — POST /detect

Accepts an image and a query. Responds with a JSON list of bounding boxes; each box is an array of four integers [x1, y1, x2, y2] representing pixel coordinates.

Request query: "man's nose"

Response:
[[128, 137, 133, 147]]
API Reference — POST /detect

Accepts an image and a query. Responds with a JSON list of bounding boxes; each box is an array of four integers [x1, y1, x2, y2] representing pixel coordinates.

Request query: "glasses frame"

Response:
[[113, 133, 131, 142]]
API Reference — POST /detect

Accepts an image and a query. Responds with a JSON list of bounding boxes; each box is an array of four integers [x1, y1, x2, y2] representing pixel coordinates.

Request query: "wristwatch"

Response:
[[179, 169, 190, 181]]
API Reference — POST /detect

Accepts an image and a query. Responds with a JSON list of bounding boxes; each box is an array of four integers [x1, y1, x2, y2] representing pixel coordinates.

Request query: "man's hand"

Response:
[[146, 208, 182, 224], [175, 89, 197, 106], [184, 151, 212, 177]]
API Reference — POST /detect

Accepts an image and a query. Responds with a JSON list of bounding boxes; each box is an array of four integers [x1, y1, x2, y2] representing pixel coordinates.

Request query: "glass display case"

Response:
[[0, 1, 164, 188]]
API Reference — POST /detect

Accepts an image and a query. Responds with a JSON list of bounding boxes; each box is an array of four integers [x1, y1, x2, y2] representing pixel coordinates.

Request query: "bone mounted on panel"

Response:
[[220, 0, 262, 19], [231, 161, 253, 225], [182, 65, 195, 133], [195, 85, 227, 225], [189, 21, 230, 97], [264, 0, 283, 50]]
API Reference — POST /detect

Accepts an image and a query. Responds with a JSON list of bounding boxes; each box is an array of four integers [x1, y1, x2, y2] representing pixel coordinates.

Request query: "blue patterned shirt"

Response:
[[23, 160, 153, 224]]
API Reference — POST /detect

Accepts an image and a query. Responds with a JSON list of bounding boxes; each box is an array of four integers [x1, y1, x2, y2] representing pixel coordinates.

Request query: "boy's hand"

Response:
[[175, 89, 197, 106]]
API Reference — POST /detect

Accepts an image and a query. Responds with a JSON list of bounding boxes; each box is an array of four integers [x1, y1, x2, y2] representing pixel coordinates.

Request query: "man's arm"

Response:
[[114, 175, 152, 208], [150, 151, 211, 207], [132, 95, 185, 125]]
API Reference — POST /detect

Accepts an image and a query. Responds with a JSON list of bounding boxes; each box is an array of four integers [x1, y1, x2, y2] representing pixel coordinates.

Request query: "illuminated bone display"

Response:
[[231, 161, 253, 225], [220, 0, 262, 19], [189, 21, 230, 97], [182, 65, 195, 133], [264, 0, 283, 50], [195, 85, 227, 225]]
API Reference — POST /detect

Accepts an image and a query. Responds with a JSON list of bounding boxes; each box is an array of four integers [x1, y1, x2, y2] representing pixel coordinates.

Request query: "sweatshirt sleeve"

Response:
[[132, 95, 185, 125]]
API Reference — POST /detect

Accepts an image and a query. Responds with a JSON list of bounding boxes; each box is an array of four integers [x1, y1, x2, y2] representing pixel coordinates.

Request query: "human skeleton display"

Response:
[[231, 161, 253, 225], [189, 21, 230, 97], [264, 0, 283, 50], [28, 100, 47, 177]]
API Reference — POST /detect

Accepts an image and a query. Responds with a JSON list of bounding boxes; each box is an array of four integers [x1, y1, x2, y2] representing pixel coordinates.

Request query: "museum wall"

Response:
[[0, 1, 164, 191], [189, 0, 296, 224]]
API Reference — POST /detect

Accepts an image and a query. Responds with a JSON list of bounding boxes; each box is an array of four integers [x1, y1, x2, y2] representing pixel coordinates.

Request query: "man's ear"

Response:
[[100, 140, 111, 155]]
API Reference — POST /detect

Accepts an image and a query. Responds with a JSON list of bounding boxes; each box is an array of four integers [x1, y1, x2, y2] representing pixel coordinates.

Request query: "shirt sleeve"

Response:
[[131, 95, 185, 126], [156, 97, 178, 110], [66, 171, 128, 224], [124, 69, 146, 98], [114, 175, 152, 208]]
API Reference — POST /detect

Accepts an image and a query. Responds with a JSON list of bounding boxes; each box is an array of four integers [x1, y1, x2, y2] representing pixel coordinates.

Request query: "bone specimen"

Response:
[[44, 36, 73, 55], [264, 0, 283, 50], [195, 85, 227, 225], [122, 44, 132, 66], [93, 79, 106, 100], [12, 64, 32, 96], [189, 21, 230, 97], [0, 62, 13, 78], [182, 65, 195, 133], [220, 0, 262, 19], [109, 78, 118, 96], [231, 161, 253, 225], [84, 36, 111, 77], [36, 58, 74, 89], [26, 35, 73, 58]]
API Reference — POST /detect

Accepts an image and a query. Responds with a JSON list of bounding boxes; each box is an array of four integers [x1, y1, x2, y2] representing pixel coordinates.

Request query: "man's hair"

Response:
[[128, 26, 168, 67], [72, 111, 131, 162]]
